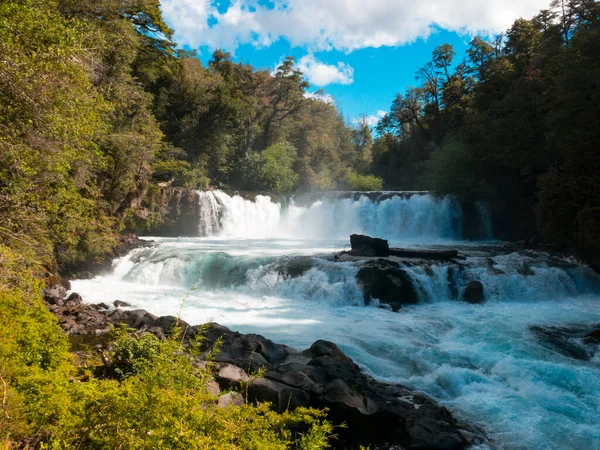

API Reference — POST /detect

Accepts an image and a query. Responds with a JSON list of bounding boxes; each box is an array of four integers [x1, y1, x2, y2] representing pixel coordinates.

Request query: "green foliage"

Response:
[[372, 0, 600, 248], [0, 0, 115, 266], [343, 172, 384, 191], [237, 142, 300, 193], [111, 327, 163, 380], [421, 139, 485, 201]]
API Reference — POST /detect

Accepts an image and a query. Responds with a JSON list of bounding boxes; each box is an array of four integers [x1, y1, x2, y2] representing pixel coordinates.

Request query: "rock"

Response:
[[389, 248, 460, 261], [531, 325, 597, 360], [304, 340, 348, 360], [357, 259, 419, 306], [216, 363, 250, 389], [218, 392, 244, 408], [92, 302, 110, 310], [516, 261, 536, 276], [43, 285, 67, 305], [109, 309, 158, 329], [60, 278, 72, 291], [350, 234, 390, 257], [247, 378, 311, 411], [462, 281, 485, 304], [200, 323, 290, 370], [405, 403, 468, 450], [64, 292, 83, 307], [485, 258, 506, 275], [584, 328, 600, 344], [113, 300, 132, 308], [279, 256, 314, 278], [206, 379, 221, 397]]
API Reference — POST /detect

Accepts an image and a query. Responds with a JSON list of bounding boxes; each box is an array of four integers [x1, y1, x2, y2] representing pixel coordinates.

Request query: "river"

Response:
[[72, 190, 600, 450]]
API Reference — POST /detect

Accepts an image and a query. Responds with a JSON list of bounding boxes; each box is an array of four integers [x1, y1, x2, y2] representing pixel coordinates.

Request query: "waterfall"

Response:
[[197, 191, 222, 236], [196, 190, 473, 242]]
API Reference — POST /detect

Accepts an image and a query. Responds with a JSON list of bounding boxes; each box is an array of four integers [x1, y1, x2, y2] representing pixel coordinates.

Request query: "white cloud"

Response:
[[356, 110, 387, 127], [161, 0, 550, 52], [297, 55, 354, 86]]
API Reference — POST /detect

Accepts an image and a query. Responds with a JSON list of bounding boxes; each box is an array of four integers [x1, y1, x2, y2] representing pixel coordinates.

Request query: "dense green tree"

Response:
[[373, 0, 600, 254]]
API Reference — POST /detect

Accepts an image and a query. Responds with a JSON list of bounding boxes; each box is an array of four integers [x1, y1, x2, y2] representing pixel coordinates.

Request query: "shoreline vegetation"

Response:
[[1, 0, 599, 448]]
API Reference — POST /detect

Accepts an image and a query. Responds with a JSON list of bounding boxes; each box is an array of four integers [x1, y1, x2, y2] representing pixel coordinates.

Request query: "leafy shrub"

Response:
[[237, 142, 300, 193], [343, 171, 383, 191], [111, 328, 163, 380]]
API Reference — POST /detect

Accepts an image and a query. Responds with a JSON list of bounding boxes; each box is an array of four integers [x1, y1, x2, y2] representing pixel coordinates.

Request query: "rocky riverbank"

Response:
[[43, 286, 488, 449]]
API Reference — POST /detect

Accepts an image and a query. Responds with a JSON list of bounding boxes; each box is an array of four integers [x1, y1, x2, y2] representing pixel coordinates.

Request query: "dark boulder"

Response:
[[357, 259, 419, 306], [107, 309, 158, 329], [584, 328, 600, 344], [198, 323, 291, 371], [64, 292, 83, 307], [247, 378, 311, 411], [92, 302, 110, 311], [530, 325, 596, 360], [462, 281, 485, 304], [389, 248, 460, 261], [114, 300, 132, 308], [350, 234, 390, 257], [277, 256, 314, 278], [153, 315, 191, 337], [405, 403, 469, 450]]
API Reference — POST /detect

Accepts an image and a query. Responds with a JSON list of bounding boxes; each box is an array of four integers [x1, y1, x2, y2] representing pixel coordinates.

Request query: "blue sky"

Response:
[[160, 0, 549, 123]]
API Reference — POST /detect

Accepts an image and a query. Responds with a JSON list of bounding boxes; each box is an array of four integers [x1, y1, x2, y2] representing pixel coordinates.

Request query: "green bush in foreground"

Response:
[[0, 246, 332, 449]]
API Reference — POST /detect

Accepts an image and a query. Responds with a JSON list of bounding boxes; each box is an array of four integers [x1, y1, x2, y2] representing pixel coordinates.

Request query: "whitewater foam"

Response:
[[197, 190, 469, 242]]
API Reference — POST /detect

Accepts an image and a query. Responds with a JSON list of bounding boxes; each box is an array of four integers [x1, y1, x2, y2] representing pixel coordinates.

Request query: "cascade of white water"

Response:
[[197, 190, 469, 242], [197, 190, 222, 236]]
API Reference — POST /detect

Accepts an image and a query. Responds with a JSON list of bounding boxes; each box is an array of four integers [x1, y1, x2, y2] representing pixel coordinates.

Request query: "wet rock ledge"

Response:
[[44, 287, 487, 450]]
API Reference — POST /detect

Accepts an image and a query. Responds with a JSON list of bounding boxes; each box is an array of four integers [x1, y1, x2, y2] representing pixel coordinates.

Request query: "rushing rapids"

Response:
[[72, 190, 600, 450]]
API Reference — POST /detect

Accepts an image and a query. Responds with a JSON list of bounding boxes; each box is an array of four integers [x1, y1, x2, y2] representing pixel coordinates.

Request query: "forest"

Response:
[[371, 0, 600, 255], [0, 0, 599, 448]]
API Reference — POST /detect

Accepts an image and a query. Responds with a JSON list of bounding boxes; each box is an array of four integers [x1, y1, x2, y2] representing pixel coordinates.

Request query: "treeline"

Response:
[[0, 0, 378, 270], [372, 0, 600, 257]]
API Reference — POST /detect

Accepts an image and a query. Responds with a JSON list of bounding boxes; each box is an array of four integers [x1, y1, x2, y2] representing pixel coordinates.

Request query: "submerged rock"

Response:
[[462, 281, 485, 304], [357, 259, 419, 307], [350, 234, 390, 257], [276, 256, 314, 278], [584, 328, 600, 344], [530, 325, 599, 360]]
